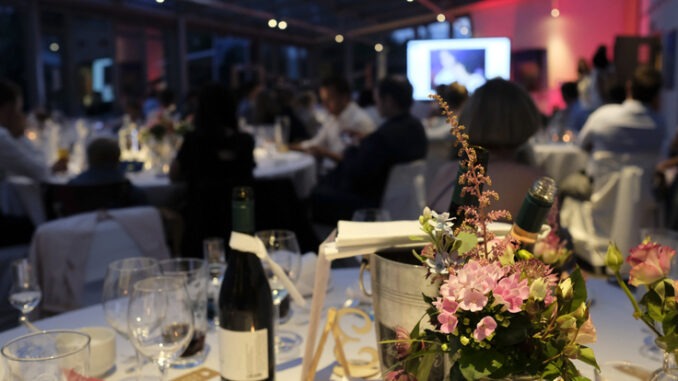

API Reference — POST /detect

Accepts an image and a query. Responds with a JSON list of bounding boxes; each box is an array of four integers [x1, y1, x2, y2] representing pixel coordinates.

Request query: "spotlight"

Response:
[[278, 20, 288, 30], [155, 0, 164, 3], [335, 34, 344, 43], [375, 43, 384, 52], [436, 13, 446, 22], [550, 8, 560, 17], [49, 42, 59, 52], [268, 18, 277, 28]]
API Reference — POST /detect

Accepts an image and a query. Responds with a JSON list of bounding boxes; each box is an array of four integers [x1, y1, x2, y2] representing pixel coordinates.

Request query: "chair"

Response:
[[380, 160, 427, 220], [29, 206, 170, 315], [41, 181, 139, 221], [561, 165, 653, 271]]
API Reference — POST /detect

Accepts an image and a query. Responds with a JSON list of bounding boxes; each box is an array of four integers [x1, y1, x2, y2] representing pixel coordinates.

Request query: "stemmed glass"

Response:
[[127, 276, 194, 381], [255, 229, 303, 362], [203, 237, 227, 328], [8, 258, 41, 331], [102, 257, 160, 374]]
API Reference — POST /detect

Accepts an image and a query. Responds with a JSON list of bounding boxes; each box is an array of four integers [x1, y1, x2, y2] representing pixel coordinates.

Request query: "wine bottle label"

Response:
[[218, 327, 269, 380]]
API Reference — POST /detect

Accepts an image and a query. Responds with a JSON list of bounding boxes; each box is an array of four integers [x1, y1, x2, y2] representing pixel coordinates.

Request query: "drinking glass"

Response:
[[1, 330, 90, 381], [255, 229, 303, 362], [203, 238, 226, 328], [158, 258, 209, 368], [9, 258, 41, 330], [101, 257, 160, 372], [127, 276, 194, 381]]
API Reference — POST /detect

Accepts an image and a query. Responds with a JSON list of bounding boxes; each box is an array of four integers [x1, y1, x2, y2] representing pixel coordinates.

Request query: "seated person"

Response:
[[427, 78, 545, 217], [548, 81, 590, 136], [291, 76, 375, 166], [0, 79, 66, 246], [68, 137, 148, 205], [311, 75, 427, 224]]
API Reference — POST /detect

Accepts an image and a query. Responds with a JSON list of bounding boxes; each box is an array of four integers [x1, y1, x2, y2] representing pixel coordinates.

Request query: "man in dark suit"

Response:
[[311, 75, 428, 224]]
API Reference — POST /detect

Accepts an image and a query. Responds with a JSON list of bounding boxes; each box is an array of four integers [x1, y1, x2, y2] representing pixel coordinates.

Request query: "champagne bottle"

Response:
[[218, 186, 275, 381], [447, 146, 489, 227], [509, 176, 557, 252]]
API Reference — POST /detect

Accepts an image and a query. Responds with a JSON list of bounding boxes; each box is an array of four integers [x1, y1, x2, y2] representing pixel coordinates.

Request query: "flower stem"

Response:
[[615, 272, 663, 337]]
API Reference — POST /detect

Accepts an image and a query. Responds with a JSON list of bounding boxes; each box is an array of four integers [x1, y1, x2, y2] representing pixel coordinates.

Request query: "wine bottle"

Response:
[[509, 176, 557, 251], [218, 186, 275, 381], [447, 145, 489, 226]]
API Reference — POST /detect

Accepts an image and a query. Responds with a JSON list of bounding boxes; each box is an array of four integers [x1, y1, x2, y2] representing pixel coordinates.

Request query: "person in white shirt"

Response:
[[292, 76, 375, 165], [0, 79, 66, 247]]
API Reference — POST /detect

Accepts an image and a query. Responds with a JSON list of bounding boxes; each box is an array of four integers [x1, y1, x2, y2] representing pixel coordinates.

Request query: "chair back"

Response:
[[380, 160, 426, 220], [41, 181, 136, 220], [29, 207, 170, 314]]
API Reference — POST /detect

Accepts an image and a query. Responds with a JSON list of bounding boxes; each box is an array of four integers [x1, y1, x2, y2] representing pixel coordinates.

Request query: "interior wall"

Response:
[[470, 0, 638, 113]]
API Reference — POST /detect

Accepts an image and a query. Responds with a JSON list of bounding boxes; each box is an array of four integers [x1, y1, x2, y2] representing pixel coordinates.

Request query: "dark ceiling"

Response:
[[35, 0, 490, 46]]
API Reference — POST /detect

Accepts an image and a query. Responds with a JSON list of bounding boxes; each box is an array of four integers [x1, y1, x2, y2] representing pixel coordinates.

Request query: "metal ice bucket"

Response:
[[361, 246, 446, 379]]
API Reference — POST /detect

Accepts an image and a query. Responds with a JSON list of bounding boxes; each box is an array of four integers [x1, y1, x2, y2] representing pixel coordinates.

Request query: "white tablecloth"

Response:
[[0, 268, 664, 381], [1, 150, 317, 225], [532, 143, 588, 185]]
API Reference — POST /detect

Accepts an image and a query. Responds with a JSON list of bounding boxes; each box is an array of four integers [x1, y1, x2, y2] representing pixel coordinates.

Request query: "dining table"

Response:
[[0, 149, 317, 226], [0, 266, 666, 381]]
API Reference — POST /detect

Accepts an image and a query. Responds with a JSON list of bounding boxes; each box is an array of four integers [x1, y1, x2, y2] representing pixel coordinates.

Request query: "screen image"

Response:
[[407, 37, 511, 101]]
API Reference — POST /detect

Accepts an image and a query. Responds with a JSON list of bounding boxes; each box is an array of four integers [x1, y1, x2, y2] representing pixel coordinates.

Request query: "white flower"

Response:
[[428, 210, 454, 234]]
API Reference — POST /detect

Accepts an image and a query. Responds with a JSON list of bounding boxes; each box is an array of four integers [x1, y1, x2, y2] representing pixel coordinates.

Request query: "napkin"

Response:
[[335, 220, 426, 249], [229, 232, 306, 307]]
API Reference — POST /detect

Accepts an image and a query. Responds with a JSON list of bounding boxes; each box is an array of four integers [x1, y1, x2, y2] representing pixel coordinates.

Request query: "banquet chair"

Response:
[[560, 165, 653, 271], [380, 160, 426, 220], [41, 181, 140, 221], [29, 206, 170, 315]]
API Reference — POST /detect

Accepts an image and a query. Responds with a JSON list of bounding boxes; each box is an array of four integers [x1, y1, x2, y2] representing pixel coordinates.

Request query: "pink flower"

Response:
[[459, 288, 488, 311], [493, 273, 529, 313], [627, 242, 675, 286], [385, 369, 418, 381], [435, 298, 460, 333], [473, 316, 497, 341], [394, 326, 412, 359]]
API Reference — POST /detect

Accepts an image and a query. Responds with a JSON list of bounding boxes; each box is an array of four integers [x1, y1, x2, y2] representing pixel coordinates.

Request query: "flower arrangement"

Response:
[[383, 95, 597, 380], [605, 240, 678, 354]]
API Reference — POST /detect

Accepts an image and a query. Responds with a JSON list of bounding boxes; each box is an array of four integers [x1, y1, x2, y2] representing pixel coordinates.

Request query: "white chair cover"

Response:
[[561, 165, 653, 269], [380, 160, 426, 220], [29, 206, 170, 314]]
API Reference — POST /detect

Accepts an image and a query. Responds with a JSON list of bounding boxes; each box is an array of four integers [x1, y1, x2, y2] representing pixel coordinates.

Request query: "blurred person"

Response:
[[576, 58, 593, 110], [548, 81, 590, 135], [0, 79, 66, 246], [293, 90, 322, 137], [236, 80, 262, 126], [584, 45, 617, 110], [427, 78, 546, 217], [68, 137, 148, 204], [310, 75, 427, 224], [291, 76, 375, 165], [170, 83, 255, 257], [578, 65, 665, 178], [357, 87, 383, 126]]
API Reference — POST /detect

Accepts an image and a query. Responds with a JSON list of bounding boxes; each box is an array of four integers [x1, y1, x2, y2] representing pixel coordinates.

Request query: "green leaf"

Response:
[[459, 349, 505, 380], [569, 268, 587, 313], [456, 231, 478, 255], [578, 346, 599, 370], [414, 352, 438, 381]]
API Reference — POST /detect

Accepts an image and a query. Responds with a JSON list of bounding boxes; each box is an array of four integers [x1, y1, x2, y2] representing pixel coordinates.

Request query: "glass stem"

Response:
[[158, 361, 170, 381], [273, 299, 281, 353]]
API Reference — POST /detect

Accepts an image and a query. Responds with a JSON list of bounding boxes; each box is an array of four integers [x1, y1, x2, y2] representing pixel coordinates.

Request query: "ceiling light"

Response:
[[406, 0, 414, 2], [49, 42, 59, 52], [374, 43, 384, 52], [268, 18, 277, 28], [436, 13, 446, 22], [278, 20, 288, 30], [335, 34, 344, 43], [155, 0, 164, 3], [550, 8, 560, 17]]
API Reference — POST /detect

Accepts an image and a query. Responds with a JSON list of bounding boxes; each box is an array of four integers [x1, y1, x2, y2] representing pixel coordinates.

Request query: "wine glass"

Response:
[[9, 258, 42, 331], [101, 257, 160, 373], [203, 238, 226, 328], [127, 276, 194, 381], [255, 229, 302, 362]]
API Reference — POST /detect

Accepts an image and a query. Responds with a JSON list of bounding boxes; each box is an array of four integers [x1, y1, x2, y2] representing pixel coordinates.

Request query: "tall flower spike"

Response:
[[429, 94, 511, 259]]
